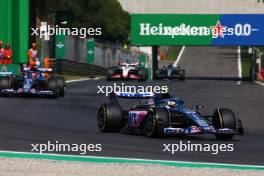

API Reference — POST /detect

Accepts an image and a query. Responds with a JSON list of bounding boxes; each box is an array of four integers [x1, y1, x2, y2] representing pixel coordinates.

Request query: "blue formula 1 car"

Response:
[[0, 67, 65, 98], [98, 93, 244, 140], [156, 64, 185, 80]]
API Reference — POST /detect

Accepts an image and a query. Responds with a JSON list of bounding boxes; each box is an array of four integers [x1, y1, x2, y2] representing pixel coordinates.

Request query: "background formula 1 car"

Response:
[[156, 64, 185, 80], [107, 62, 147, 81], [98, 93, 244, 140], [0, 67, 65, 98]]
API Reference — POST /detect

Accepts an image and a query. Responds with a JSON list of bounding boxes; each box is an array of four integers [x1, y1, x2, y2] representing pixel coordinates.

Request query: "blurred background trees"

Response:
[[34, 0, 130, 43]]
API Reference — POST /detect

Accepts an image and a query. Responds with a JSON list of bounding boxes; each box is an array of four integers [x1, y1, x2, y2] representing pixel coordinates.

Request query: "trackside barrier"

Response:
[[52, 36, 149, 78], [50, 59, 106, 77], [254, 49, 263, 81]]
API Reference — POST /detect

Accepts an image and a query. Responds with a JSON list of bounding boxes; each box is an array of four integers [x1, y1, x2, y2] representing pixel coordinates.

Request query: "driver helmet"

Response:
[[31, 72, 38, 78]]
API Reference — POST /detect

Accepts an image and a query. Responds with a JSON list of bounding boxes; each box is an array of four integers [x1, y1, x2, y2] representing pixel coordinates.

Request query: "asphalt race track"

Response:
[[0, 79, 263, 165], [179, 46, 240, 80], [0, 47, 263, 165]]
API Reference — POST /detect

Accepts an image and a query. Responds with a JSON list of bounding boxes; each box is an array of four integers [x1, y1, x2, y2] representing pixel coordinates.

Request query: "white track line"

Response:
[[173, 46, 186, 67], [0, 150, 263, 169], [255, 81, 264, 86], [66, 78, 100, 83], [237, 46, 242, 85]]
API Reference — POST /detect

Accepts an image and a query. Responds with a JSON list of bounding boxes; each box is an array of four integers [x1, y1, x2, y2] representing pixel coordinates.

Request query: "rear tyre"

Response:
[[0, 77, 11, 90], [0, 77, 11, 96], [98, 104, 123, 132], [145, 108, 169, 138], [213, 108, 236, 140], [106, 68, 115, 81], [56, 77, 65, 97], [155, 70, 161, 80], [48, 77, 58, 98], [138, 68, 147, 81], [178, 69, 186, 80]]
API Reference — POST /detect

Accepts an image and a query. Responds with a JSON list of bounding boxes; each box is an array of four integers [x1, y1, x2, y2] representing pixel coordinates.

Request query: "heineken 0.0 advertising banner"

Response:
[[131, 14, 264, 46]]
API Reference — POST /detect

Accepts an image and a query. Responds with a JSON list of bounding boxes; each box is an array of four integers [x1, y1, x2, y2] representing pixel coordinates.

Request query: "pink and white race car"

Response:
[[107, 62, 147, 81]]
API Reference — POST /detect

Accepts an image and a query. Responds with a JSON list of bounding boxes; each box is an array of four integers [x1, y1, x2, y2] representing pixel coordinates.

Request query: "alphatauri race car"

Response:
[[107, 62, 147, 81], [98, 92, 244, 140], [156, 64, 185, 80], [0, 67, 65, 98]]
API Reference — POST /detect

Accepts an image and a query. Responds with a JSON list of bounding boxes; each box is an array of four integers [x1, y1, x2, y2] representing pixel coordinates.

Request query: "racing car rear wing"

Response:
[[23, 67, 53, 73], [109, 92, 154, 105], [0, 71, 13, 76], [38, 68, 53, 73], [120, 62, 140, 67], [108, 92, 174, 106], [114, 92, 155, 98]]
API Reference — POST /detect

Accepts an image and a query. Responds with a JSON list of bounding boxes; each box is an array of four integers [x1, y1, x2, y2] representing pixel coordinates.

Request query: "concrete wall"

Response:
[[118, 0, 264, 14]]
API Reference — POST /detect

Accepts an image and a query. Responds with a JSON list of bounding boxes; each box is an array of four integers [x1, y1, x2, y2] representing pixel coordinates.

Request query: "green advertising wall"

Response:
[[87, 38, 95, 64], [131, 14, 219, 46], [55, 35, 66, 59], [0, 0, 29, 64], [0, 0, 13, 45], [0, 64, 20, 75]]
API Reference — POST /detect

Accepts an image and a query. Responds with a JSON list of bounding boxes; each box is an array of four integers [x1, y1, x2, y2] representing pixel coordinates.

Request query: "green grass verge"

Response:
[[241, 46, 264, 81], [257, 47, 264, 69], [0, 151, 263, 170], [168, 46, 183, 61], [240, 47, 251, 79]]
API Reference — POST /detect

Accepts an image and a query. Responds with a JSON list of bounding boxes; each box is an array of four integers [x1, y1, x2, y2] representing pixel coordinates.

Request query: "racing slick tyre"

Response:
[[138, 68, 147, 82], [106, 68, 115, 81], [98, 104, 123, 132], [0, 77, 11, 90], [155, 70, 161, 80], [48, 78, 58, 98], [56, 77, 65, 97], [213, 108, 237, 140], [145, 108, 169, 138], [0, 77, 11, 96], [179, 69, 186, 81], [12, 76, 23, 89], [174, 69, 185, 81]]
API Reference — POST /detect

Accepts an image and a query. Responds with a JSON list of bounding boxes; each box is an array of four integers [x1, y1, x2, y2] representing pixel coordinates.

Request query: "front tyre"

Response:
[[138, 68, 147, 82], [98, 104, 123, 132], [145, 108, 169, 138], [213, 108, 237, 140], [56, 77, 65, 97], [48, 77, 58, 98]]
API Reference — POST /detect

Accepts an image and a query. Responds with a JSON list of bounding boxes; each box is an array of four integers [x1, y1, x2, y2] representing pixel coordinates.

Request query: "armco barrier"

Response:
[[50, 59, 107, 77]]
